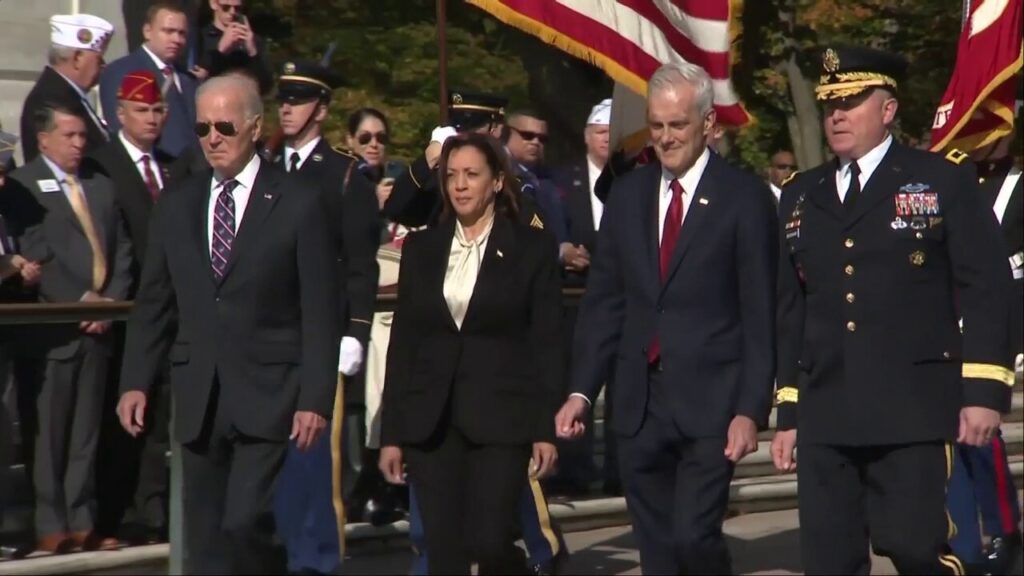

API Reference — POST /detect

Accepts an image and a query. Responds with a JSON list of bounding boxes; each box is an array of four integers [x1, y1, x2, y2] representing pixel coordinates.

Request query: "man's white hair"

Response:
[[47, 45, 77, 66], [196, 75, 264, 119], [647, 63, 714, 117]]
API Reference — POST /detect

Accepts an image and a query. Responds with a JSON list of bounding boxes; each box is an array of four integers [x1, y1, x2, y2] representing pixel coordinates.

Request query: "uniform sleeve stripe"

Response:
[[962, 363, 1015, 387], [775, 387, 799, 404], [408, 164, 421, 188]]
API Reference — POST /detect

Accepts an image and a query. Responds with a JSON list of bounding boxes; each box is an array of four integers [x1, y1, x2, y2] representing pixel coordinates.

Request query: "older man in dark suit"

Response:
[[557, 63, 778, 574], [101, 1, 198, 157], [9, 104, 133, 555], [20, 14, 114, 162], [117, 75, 340, 574]]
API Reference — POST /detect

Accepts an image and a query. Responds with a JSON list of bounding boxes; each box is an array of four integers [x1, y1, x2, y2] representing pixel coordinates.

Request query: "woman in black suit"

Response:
[[378, 132, 563, 574]]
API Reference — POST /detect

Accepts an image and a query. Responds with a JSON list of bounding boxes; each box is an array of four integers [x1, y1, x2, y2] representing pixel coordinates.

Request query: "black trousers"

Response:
[[404, 419, 531, 575], [798, 442, 965, 575], [617, 370, 734, 575], [181, 381, 287, 575]]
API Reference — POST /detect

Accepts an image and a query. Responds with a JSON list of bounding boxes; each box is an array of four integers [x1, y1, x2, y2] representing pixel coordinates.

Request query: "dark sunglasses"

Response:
[[357, 131, 389, 146], [510, 126, 548, 144], [218, 3, 242, 12], [773, 163, 797, 171], [195, 121, 239, 138]]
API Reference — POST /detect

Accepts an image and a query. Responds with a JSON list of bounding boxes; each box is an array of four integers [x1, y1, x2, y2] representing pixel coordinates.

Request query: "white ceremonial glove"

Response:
[[338, 336, 365, 376], [430, 126, 458, 146]]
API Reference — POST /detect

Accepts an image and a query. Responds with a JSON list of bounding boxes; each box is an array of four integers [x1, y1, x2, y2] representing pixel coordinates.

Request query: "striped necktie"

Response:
[[211, 179, 238, 280]]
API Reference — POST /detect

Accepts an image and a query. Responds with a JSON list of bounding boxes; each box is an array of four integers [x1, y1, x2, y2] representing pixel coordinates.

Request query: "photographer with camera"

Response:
[[193, 0, 273, 95]]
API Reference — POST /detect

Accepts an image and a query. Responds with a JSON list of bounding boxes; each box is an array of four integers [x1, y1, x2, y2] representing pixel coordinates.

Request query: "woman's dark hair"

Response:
[[347, 107, 391, 136], [438, 132, 520, 222]]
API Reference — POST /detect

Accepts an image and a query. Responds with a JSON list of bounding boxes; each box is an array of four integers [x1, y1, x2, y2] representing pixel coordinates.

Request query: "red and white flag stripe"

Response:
[[465, 0, 751, 127]]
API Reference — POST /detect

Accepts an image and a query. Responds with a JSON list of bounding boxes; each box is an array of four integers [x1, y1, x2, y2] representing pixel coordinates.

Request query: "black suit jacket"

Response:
[[776, 143, 1013, 445], [979, 165, 1023, 263], [119, 159, 341, 443], [380, 216, 564, 447], [554, 158, 601, 287], [91, 139, 174, 275], [20, 67, 110, 162], [275, 140, 381, 344], [572, 152, 779, 439]]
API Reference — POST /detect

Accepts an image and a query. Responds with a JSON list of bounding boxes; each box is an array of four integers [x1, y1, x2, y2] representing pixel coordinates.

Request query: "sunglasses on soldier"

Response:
[[357, 131, 389, 146]]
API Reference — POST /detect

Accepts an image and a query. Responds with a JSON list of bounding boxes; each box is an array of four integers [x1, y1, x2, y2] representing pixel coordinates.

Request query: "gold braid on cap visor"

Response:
[[816, 72, 898, 100]]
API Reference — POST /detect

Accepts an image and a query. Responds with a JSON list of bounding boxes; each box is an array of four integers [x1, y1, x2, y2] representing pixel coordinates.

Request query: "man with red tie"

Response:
[[90, 69, 175, 544], [555, 63, 778, 574]]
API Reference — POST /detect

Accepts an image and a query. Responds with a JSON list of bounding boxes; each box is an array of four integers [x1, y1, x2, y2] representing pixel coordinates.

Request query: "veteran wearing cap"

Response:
[[269, 60, 380, 576], [20, 14, 114, 162], [771, 45, 1015, 575]]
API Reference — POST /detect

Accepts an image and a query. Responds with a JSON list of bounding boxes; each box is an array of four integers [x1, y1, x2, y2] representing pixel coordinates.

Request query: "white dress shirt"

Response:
[[283, 137, 321, 172], [207, 153, 260, 251], [835, 134, 892, 202], [586, 156, 605, 231], [770, 183, 783, 204], [443, 217, 493, 330], [658, 147, 709, 242], [118, 131, 164, 189], [143, 45, 181, 93]]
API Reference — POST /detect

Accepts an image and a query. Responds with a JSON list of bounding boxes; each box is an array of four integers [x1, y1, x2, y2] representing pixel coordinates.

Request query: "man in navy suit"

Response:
[[556, 63, 778, 574], [100, 1, 197, 157]]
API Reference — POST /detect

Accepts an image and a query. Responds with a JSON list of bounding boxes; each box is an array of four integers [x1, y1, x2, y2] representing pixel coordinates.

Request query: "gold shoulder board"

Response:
[[331, 144, 358, 160], [781, 171, 800, 186], [945, 148, 968, 165]]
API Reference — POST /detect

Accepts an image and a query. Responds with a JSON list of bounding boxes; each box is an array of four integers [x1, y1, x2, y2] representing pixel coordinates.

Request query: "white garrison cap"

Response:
[[587, 98, 612, 126], [50, 14, 114, 52]]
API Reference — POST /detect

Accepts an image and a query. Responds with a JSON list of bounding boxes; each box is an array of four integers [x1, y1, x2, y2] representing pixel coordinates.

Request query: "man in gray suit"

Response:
[[8, 104, 133, 554]]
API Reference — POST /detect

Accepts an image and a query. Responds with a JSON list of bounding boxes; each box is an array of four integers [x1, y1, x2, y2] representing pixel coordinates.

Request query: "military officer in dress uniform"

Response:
[[771, 45, 1015, 575], [269, 60, 381, 576]]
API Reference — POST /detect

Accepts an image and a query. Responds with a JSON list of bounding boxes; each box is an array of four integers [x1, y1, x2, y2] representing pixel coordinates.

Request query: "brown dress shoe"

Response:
[[35, 532, 75, 555], [69, 530, 123, 552]]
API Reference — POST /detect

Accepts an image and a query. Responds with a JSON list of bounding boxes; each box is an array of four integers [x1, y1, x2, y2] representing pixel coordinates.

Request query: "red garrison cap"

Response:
[[117, 70, 162, 104]]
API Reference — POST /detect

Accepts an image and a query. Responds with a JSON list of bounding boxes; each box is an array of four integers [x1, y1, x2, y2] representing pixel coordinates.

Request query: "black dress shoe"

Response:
[[985, 531, 1022, 575], [119, 523, 168, 546]]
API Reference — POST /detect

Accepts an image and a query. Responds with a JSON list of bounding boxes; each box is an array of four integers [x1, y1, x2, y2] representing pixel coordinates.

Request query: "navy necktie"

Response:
[[211, 179, 238, 279]]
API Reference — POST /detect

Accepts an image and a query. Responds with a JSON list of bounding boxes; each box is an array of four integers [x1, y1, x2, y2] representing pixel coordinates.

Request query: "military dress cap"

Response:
[[448, 90, 507, 131], [277, 60, 342, 103], [815, 45, 908, 101], [50, 14, 114, 52], [117, 70, 163, 105], [0, 131, 18, 166]]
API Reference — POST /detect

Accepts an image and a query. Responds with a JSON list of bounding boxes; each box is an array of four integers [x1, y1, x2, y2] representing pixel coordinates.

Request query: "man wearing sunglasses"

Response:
[[195, 0, 273, 95], [117, 75, 340, 574], [767, 149, 797, 207], [270, 60, 380, 576]]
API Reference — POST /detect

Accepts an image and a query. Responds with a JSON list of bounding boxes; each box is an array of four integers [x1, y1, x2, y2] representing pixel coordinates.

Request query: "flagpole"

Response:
[[961, 0, 971, 30], [437, 0, 449, 125]]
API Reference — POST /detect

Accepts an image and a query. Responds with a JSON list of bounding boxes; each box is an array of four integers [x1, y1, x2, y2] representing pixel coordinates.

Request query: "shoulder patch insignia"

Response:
[[945, 148, 968, 165], [781, 171, 800, 187], [331, 144, 358, 160], [529, 213, 545, 230]]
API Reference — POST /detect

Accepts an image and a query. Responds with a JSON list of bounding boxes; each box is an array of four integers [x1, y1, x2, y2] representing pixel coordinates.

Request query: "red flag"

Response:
[[463, 0, 751, 127], [930, 0, 1023, 152]]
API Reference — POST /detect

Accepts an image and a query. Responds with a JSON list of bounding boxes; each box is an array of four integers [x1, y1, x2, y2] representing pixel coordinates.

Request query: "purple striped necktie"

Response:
[[211, 179, 238, 280]]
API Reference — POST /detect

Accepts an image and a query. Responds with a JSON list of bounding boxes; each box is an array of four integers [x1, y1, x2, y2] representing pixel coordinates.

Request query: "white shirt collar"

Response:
[[283, 136, 321, 171], [118, 131, 153, 162], [662, 146, 711, 196], [838, 133, 893, 184], [41, 154, 72, 183], [214, 152, 261, 190]]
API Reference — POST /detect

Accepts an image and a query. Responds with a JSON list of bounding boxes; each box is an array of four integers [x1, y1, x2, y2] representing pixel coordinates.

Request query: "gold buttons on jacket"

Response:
[[844, 238, 855, 248], [909, 251, 926, 266], [846, 293, 855, 303], [844, 264, 855, 276], [915, 232, 924, 239], [847, 321, 857, 332]]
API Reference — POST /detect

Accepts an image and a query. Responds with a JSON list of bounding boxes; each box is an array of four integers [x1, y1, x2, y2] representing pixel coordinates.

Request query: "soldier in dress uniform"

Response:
[[269, 60, 381, 576], [771, 45, 1015, 575]]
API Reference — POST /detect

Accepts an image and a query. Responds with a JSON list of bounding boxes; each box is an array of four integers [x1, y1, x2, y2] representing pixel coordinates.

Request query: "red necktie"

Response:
[[648, 178, 685, 363], [141, 154, 161, 201], [161, 66, 176, 94]]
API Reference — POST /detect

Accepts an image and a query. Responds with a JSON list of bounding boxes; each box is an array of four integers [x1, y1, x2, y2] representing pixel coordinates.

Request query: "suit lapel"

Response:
[[461, 217, 514, 332], [806, 163, 845, 221], [217, 163, 282, 284], [189, 169, 215, 283], [661, 153, 721, 290], [845, 144, 905, 230], [32, 160, 84, 235], [430, 220, 459, 332], [638, 164, 661, 290]]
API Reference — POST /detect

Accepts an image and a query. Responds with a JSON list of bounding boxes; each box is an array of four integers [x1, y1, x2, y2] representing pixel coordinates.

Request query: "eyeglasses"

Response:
[[195, 121, 240, 138], [218, 3, 243, 12], [772, 163, 797, 171], [357, 131, 389, 146], [509, 126, 548, 144]]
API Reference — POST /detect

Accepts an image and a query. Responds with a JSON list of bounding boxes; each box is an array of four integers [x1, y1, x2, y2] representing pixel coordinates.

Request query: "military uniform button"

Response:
[[846, 293, 855, 303], [845, 238, 855, 248], [846, 321, 857, 332], [845, 265, 855, 276], [943, 351, 950, 359], [915, 232, 924, 239]]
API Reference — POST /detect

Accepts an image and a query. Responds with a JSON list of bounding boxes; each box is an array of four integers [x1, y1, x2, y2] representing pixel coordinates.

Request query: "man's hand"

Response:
[[958, 406, 1002, 447], [12, 255, 42, 285], [235, 20, 258, 56], [561, 244, 591, 272], [338, 336, 364, 376], [379, 445, 405, 485], [217, 24, 245, 53], [117, 391, 148, 437], [80, 320, 112, 335], [531, 442, 558, 479], [724, 415, 758, 463], [770, 429, 798, 473], [189, 65, 209, 80], [555, 395, 589, 439], [376, 179, 395, 210], [290, 411, 327, 451]]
